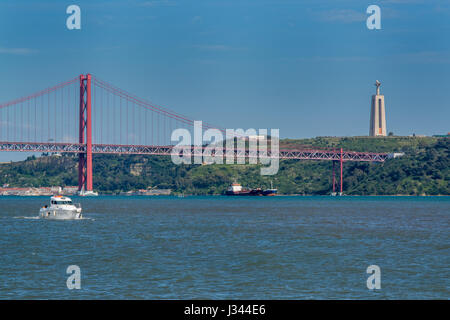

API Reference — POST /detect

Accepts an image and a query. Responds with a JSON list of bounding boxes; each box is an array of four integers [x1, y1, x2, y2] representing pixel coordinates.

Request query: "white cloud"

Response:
[[288, 56, 372, 63], [286, 51, 450, 64], [191, 16, 202, 23], [317, 9, 366, 23], [381, 0, 426, 4], [192, 44, 246, 52], [139, 0, 177, 7], [0, 47, 36, 55], [193, 44, 231, 51], [393, 51, 450, 64]]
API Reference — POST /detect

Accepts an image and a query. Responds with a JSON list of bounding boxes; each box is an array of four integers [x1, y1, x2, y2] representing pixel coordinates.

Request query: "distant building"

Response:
[[119, 188, 171, 196], [387, 152, 405, 159], [139, 189, 171, 196], [432, 133, 450, 137], [409, 134, 426, 138], [0, 186, 75, 196], [62, 186, 78, 195], [248, 135, 266, 142], [369, 80, 387, 137]]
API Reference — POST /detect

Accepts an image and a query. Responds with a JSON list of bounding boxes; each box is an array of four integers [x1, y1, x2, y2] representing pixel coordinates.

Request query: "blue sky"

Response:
[[0, 0, 449, 161]]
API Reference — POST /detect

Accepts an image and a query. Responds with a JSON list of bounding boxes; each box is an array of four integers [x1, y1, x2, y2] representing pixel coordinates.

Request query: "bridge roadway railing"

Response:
[[0, 142, 388, 162]]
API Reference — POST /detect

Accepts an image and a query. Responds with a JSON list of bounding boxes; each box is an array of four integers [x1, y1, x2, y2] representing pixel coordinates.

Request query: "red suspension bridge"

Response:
[[0, 74, 388, 194]]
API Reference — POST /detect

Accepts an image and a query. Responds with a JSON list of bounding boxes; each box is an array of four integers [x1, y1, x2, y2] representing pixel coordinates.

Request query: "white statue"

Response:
[[375, 80, 381, 95]]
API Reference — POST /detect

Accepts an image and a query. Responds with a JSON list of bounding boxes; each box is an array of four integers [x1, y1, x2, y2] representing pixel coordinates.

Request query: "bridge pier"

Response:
[[340, 147, 343, 195], [332, 160, 336, 193], [331, 148, 344, 195], [78, 74, 93, 193]]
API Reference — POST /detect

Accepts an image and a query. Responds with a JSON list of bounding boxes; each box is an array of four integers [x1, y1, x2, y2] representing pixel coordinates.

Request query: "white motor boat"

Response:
[[39, 196, 82, 220]]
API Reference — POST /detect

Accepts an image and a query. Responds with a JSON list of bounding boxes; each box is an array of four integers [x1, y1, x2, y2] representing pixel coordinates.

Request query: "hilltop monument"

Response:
[[369, 80, 387, 136]]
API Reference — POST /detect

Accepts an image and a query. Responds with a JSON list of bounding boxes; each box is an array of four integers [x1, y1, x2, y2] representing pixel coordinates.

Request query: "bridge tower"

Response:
[[340, 147, 343, 195], [78, 74, 93, 193]]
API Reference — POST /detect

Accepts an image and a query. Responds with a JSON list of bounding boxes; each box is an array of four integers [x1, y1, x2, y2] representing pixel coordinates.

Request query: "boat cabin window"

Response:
[[51, 200, 72, 205]]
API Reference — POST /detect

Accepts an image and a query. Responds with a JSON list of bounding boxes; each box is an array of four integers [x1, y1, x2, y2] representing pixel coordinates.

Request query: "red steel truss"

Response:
[[0, 142, 388, 162]]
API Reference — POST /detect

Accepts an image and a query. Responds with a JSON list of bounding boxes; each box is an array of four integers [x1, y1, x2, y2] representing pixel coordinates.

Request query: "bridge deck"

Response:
[[0, 142, 388, 162]]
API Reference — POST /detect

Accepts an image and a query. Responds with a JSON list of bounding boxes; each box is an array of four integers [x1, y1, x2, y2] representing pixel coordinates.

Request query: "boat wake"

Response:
[[14, 216, 41, 220], [14, 216, 94, 221]]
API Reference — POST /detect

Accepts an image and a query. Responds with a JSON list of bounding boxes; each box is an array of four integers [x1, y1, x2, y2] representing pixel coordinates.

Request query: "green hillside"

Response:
[[0, 136, 448, 195], [281, 136, 441, 152]]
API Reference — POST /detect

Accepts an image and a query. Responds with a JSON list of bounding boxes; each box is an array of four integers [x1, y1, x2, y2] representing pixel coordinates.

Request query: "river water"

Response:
[[0, 196, 448, 299]]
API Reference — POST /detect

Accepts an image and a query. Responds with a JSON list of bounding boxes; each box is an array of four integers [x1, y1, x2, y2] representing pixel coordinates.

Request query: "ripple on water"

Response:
[[0, 196, 448, 299]]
